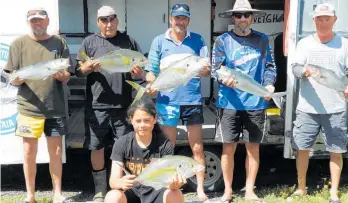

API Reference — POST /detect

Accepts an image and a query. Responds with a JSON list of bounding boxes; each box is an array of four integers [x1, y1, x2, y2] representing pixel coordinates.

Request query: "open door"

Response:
[[283, 0, 348, 159]]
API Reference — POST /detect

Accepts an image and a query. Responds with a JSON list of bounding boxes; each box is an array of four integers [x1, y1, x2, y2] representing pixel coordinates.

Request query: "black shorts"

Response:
[[214, 109, 267, 144], [124, 187, 166, 203], [84, 108, 133, 150]]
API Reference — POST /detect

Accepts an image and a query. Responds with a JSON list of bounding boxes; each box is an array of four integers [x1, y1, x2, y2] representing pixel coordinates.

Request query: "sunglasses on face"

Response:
[[99, 15, 117, 23], [233, 12, 253, 19], [172, 4, 190, 12]]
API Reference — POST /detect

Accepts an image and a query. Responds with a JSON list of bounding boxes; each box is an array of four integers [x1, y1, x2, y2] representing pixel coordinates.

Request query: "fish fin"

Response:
[[8, 71, 18, 82], [114, 162, 132, 176], [341, 76, 348, 86], [126, 80, 146, 105], [79, 50, 91, 62], [271, 92, 286, 109]]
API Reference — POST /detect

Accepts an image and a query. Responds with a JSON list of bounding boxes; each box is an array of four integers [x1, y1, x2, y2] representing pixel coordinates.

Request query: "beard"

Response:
[[31, 26, 47, 36], [234, 22, 251, 33]]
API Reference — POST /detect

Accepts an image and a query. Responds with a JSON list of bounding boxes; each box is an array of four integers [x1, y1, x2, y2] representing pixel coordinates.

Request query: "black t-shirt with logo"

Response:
[[76, 31, 140, 109], [110, 131, 173, 202]]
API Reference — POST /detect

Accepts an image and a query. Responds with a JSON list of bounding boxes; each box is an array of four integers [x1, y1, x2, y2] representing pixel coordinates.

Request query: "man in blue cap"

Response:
[[145, 3, 210, 201]]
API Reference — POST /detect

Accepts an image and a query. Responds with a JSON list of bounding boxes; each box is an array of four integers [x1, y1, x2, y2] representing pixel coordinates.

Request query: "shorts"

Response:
[[292, 110, 348, 153], [16, 113, 67, 138], [156, 103, 204, 127], [124, 187, 166, 203], [84, 108, 133, 150], [214, 108, 267, 143]]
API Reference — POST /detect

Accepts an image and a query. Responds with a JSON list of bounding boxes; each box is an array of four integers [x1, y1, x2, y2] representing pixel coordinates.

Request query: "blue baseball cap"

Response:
[[171, 3, 190, 17]]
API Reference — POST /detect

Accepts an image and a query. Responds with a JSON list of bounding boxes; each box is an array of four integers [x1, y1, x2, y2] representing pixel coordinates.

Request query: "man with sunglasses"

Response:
[[145, 3, 211, 201], [75, 6, 143, 202], [212, 0, 276, 202], [4, 8, 73, 203]]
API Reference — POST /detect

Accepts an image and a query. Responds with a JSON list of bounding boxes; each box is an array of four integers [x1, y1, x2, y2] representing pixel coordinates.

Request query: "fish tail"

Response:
[[126, 80, 146, 105], [8, 71, 18, 82], [271, 91, 287, 109], [79, 50, 90, 62]]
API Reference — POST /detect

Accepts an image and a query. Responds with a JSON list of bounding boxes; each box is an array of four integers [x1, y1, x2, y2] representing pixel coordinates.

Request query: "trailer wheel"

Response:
[[177, 146, 224, 192]]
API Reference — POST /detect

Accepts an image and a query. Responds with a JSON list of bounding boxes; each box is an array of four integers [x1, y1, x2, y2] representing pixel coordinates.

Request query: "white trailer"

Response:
[[1, 0, 347, 192]]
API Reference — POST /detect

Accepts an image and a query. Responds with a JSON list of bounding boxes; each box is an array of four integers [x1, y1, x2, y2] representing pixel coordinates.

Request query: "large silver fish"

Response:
[[9, 58, 70, 82], [127, 54, 209, 104], [307, 64, 348, 92], [79, 49, 148, 73], [216, 65, 286, 108], [118, 155, 204, 190]]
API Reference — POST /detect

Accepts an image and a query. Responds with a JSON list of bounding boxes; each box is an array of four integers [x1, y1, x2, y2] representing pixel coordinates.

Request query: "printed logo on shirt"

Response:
[[125, 158, 151, 175]]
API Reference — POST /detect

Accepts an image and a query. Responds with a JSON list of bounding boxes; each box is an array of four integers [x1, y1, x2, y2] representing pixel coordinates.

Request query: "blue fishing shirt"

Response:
[[212, 30, 277, 110], [145, 29, 208, 105]]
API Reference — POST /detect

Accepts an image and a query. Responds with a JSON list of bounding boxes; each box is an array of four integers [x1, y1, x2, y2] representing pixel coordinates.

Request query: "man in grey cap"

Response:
[[289, 3, 348, 203], [76, 5, 143, 202], [4, 7, 73, 203], [212, 0, 276, 201]]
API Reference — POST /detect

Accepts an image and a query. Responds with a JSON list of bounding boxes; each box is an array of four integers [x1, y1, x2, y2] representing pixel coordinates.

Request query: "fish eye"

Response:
[[132, 58, 135, 62]]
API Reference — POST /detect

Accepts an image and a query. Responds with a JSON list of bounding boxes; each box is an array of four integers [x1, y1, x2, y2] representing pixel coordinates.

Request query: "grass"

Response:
[[1, 186, 348, 203]]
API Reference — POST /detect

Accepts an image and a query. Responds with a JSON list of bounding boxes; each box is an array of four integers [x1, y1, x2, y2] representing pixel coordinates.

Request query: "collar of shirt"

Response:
[[164, 28, 191, 45]]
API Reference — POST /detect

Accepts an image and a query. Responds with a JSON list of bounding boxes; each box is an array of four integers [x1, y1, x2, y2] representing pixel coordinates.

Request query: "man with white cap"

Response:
[[76, 5, 143, 202], [212, 0, 276, 202], [145, 3, 211, 201], [4, 7, 73, 203], [290, 3, 348, 203]]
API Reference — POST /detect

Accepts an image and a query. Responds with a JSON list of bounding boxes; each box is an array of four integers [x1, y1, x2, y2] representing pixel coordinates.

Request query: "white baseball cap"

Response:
[[313, 3, 335, 18], [27, 8, 48, 21], [97, 6, 117, 18]]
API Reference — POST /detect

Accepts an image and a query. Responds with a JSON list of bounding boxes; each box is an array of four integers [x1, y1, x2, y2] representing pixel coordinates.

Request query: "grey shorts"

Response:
[[292, 110, 348, 153]]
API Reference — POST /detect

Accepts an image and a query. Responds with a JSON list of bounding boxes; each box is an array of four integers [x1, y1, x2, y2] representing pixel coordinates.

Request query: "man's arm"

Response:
[[211, 36, 226, 82], [53, 38, 72, 82], [4, 39, 26, 85], [292, 40, 308, 79], [263, 41, 277, 87]]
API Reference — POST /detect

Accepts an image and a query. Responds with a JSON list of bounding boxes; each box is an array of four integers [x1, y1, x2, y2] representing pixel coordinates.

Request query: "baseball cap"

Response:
[[313, 3, 335, 18], [27, 8, 48, 21], [97, 6, 117, 18], [171, 3, 190, 18]]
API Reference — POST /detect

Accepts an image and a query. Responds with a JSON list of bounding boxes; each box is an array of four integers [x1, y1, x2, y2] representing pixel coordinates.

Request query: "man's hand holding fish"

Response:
[[198, 59, 211, 77], [222, 77, 236, 88], [10, 77, 27, 86], [263, 85, 275, 101], [117, 174, 137, 191], [145, 72, 158, 96], [344, 86, 348, 99], [168, 174, 187, 190], [52, 69, 71, 82], [130, 65, 144, 79], [79, 58, 101, 75]]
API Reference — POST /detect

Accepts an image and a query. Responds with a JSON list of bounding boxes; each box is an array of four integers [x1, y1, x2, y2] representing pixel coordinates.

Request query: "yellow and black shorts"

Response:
[[16, 114, 67, 138]]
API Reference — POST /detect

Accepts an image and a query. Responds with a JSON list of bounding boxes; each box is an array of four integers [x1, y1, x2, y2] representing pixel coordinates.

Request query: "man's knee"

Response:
[[164, 189, 184, 203], [245, 143, 259, 153], [330, 152, 342, 160], [222, 143, 237, 155], [105, 189, 126, 203]]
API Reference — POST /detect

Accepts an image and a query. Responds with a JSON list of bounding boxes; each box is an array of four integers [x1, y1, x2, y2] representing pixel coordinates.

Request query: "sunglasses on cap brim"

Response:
[[99, 15, 117, 23], [172, 4, 190, 12], [27, 10, 47, 17], [233, 12, 253, 19]]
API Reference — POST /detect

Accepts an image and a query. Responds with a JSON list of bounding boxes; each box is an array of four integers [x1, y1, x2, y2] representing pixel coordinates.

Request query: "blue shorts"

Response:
[[156, 103, 204, 127], [292, 110, 348, 153]]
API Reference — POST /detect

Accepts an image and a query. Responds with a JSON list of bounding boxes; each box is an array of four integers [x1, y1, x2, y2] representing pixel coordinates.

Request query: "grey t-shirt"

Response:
[[76, 32, 140, 109], [292, 34, 348, 114]]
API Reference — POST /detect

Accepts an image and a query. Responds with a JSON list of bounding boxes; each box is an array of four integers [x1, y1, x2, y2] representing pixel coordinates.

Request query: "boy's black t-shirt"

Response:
[[110, 131, 173, 202]]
